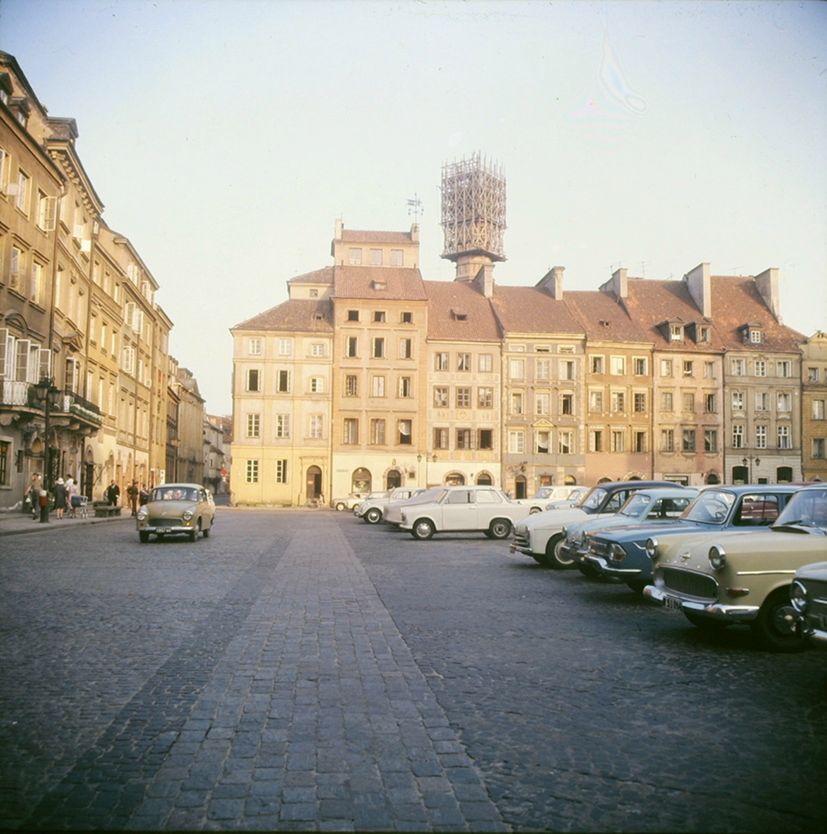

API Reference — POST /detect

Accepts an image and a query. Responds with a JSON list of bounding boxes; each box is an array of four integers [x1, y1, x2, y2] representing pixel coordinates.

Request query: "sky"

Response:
[[1, 0, 825, 415]]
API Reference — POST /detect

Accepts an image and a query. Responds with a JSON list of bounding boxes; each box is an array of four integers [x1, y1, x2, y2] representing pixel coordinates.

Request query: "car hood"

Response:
[[795, 561, 827, 580], [522, 507, 588, 530], [591, 519, 699, 543]]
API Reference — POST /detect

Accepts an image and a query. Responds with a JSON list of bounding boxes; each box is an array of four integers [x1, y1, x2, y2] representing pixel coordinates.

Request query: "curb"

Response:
[[0, 515, 133, 538]]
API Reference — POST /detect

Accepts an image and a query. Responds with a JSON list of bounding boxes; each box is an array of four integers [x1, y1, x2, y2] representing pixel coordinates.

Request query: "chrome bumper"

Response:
[[139, 523, 194, 535], [583, 555, 641, 576], [644, 585, 760, 622]]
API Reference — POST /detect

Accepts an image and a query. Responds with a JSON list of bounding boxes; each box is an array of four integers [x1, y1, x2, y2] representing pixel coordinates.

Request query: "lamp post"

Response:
[[32, 377, 62, 523], [742, 455, 761, 484]]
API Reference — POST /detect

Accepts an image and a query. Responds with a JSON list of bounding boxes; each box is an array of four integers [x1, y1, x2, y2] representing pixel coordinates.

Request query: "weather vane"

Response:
[[407, 194, 423, 224]]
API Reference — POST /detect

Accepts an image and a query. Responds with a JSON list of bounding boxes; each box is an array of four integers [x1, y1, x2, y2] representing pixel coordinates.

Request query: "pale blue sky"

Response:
[[2, 0, 825, 414]]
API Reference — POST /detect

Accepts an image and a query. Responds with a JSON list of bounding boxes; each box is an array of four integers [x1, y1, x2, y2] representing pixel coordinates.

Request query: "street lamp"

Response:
[[32, 377, 62, 523], [742, 455, 761, 484]]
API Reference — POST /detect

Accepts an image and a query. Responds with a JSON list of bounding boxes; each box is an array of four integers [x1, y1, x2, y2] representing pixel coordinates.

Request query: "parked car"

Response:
[[560, 487, 697, 574], [515, 485, 584, 513], [399, 485, 535, 540], [136, 483, 215, 543], [542, 486, 589, 510], [791, 558, 827, 647], [332, 492, 367, 512], [582, 485, 798, 592], [351, 490, 389, 516], [510, 480, 679, 569], [357, 487, 418, 524], [644, 484, 827, 651], [384, 487, 447, 526]]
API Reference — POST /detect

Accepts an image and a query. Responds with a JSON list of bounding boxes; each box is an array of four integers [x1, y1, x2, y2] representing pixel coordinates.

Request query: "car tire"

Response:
[[139, 531, 149, 544], [750, 588, 807, 652], [203, 526, 210, 538], [335, 502, 346, 512], [189, 522, 199, 543], [488, 518, 512, 539], [625, 579, 648, 595], [411, 518, 434, 540], [365, 508, 383, 524], [544, 534, 575, 569]]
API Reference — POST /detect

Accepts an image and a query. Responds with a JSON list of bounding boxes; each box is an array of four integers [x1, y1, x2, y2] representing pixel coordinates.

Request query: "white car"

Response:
[[332, 492, 367, 512], [399, 485, 534, 540], [515, 485, 584, 511], [384, 487, 446, 526], [357, 487, 418, 524]]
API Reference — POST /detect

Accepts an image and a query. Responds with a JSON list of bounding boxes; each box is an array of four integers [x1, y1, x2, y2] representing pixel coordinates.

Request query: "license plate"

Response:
[[663, 596, 683, 613]]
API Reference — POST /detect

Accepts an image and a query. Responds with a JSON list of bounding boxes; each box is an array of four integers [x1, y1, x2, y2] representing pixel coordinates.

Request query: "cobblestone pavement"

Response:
[[1, 509, 825, 831]]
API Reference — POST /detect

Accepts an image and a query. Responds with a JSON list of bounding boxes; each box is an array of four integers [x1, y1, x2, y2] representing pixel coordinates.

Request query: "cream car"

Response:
[[136, 483, 215, 543], [644, 484, 827, 652]]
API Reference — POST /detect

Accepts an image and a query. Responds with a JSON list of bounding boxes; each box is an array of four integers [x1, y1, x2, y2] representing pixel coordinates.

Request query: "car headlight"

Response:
[[610, 543, 626, 562], [645, 538, 659, 559], [708, 545, 726, 571], [790, 580, 808, 614], [182, 509, 194, 521], [561, 526, 568, 537]]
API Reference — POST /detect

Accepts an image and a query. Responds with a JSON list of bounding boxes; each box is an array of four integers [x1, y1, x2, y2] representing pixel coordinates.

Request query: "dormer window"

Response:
[[371, 279, 386, 291], [749, 328, 762, 344], [450, 309, 468, 321], [0, 73, 12, 105], [669, 323, 684, 342], [9, 97, 30, 128], [742, 323, 763, 344], [696, 325, 710, 343]]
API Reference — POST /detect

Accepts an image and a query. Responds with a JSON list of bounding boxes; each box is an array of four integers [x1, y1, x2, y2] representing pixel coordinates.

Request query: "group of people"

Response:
[[108, 480, 150, 516], [29, 473, 82, 520]]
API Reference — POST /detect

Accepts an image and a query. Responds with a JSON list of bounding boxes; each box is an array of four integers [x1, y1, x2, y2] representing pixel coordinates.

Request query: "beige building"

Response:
[[173, 365, 205, 485], [801, 331, 827, 482]]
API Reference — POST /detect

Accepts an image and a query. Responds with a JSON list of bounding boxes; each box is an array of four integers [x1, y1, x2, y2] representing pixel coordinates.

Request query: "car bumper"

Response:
[[643, 585, 760, 622], [138, 522, 195, 535], [583, 554, 642, 577], [509, 543, 536, 557]]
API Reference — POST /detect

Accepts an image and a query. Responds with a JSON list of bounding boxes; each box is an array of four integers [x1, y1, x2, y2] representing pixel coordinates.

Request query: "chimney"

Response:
[[684, 262, 711, 318], [410, 223, 419, 243], [611, 267, 628, 299], [537, 266, 565, 300], [754, 268, 781, 321], [472, 263, 495, 298], [334, 218, 344, 240]]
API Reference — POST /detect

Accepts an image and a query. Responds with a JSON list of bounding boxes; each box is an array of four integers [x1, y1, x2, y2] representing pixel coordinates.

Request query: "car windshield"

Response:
[[152, 486, 198, 502], [366, 491, 389, 500], [619, 493, 652, 517], [681, 490, 736, 524], [772, 487, 827, 531], [581, 487, 607, 512], [404, 488, 446, 505]]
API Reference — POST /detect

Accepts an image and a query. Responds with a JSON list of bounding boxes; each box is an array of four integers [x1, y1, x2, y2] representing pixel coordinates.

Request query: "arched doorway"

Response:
[[446, 471, 465, 486], [564, 474, 577, 485], [352, 468, 371, 493], [705, 472, 721, 485], [386, 469, 402, 489], [476, 472, 493, 485], [306, 466, 322, 500], [515, 475, 527, 499]]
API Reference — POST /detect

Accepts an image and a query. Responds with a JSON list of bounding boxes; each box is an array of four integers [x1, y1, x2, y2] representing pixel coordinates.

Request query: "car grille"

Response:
[[588, 539, 610, 558], [149, 518, 180, 528], [512, 531, 530, 549], [660, 567, 718, 601]]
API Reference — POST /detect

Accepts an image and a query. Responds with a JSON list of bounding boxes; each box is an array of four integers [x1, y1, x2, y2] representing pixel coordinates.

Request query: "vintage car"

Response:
[[136, 483, 215, 543], [356, 487, 419, 523], [384, 487, 446, 526], [332, 493, 367, 512], [542, 486, 589, 510], [351, 490, 389, 516], [791, 559, 827, 646], [582, 485, 798, 592], [644, 484, 827, 651], [560, 487, 697, 572], [510, 480, 679, 569], [515, 485, 584, 512], [399, 485, 534, 540]]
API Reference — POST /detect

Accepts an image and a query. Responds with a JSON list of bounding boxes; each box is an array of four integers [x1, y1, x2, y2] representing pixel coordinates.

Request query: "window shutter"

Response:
[[0, 329, 7, 379], [15, 339, 30, 381], [42, 196, 57, 231], [38, 348, 51, 380]]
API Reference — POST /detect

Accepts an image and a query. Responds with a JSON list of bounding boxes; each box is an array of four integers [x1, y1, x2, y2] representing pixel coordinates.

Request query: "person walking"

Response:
[[53, 478, 68, 520], [106, 480, 120, 507], [28, 473, 42, 520], [66, 476, 79, 518], [139, 483, 150, 506], [127, 481, 139, 517]]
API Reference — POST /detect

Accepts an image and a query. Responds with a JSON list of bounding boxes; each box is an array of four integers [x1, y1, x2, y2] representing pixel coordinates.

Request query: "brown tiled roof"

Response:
[[286, 266, 334, 285], [231, 299, 333, 332], [340, 230, 413, 244], [424, 281, 501, 341], [489, 286, 585, 335], [566, 290, 650, 342], [710, 276, 803, 350], [333, 266, 428, 301]]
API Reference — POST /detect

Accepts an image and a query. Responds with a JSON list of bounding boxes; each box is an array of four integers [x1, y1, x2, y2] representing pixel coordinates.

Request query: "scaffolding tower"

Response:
[[440, 152, 506, 263]]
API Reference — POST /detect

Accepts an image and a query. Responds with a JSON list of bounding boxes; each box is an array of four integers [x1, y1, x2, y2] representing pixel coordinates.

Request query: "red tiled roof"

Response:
[[340, 230, 413, 244], [424, 281, 501, 341], [231, 299, 333, 332], [287, 266, 334, 285], [565, 290, 650, 342], [333, 266, 428, 301], [489, 286, 584, 335]]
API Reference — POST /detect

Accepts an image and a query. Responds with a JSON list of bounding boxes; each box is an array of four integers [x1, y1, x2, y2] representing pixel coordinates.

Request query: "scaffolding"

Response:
[[440, 152, 506, 262]]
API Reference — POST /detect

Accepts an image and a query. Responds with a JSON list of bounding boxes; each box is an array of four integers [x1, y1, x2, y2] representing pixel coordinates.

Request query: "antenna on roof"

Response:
[[407, 194, 423, 224]]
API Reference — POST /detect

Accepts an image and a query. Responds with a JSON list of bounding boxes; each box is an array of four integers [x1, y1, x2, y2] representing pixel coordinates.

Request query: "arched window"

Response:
[[352, 468, 371, 493], [446, 471, 465, 486], [705, 472, 721, 485], [476, 472, 493, 486], [386, 469, 402, 489], [564, 474, 577, 485]]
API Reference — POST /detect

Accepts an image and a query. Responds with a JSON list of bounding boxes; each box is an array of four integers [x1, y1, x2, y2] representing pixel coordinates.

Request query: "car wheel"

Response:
[[529, 506, 541, 514], [578, 561, 601, 579], [202, 525, 210, 538], [488, 518, 512, 539], [683, 609, 728, 632], [189, 522, 199, 543], [411, 518, 434, 540], [544, 534, 575, 569], [750, 588, 807, 652], [139, 531, 149, 544], [335, 502, 346, 512], [365, 508, 383, 524], [625, 579, 648, 595]]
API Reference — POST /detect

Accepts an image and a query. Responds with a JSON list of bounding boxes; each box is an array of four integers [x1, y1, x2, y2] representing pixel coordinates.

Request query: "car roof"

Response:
[[698, 484, 801, 494], [155, 483, 205, 490], [592, 480, 683, 490], [628, 487, 699, 497]]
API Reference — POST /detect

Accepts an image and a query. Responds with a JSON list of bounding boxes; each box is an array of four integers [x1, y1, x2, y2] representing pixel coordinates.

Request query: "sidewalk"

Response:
[[0, 509, 132, 537]]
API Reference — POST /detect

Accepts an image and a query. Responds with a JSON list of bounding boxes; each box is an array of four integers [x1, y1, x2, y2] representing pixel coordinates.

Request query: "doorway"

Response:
[[306, 466, 322, 500]]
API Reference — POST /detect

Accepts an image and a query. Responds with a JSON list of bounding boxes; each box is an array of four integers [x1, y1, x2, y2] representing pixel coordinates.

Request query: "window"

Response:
[[398, 376, 412, 398], [369, 248, 382, 266], [343, 418, 359, 444], [509, 358, 524, 379], [478, 429, 493, 450], [682, 392, 695, 413], [813, 400, 825, 420], [15, 170, 30, 213], [682, 429, 696, 452], [559, 430, 573, 454], [278, 338, 293, 356], [398, 419, 412, 445], [589, 430, 603, 453], [536, 430, 550, 454], [456, 386, 471, 408], [479, 354, 493, 373], [346, 336, 358, 358], [276, 369, 291, 393], [633, 431, 647, 453], [749, 328, 762, 344], [808, 367, 820, 383], [704, 393, 717, 413], [704, 430, 717, 453], [29, 261, 43, 304], [9, 245, 23, 292], [670, 323, 684, 341], [590, 355, 604, 374], [755, 391, 769, 412], [37, 190, 56, 231], [777, 360, 792, 378], [611, 430, 625, 453], [371, 375, 385, 398], [348, 248, 362, 265], [399, 338, 413, 359], [344, 374, 358, 397], [732, 390, 744, 411], [697, 326, 711, 343], [478, 387, 493, 409], [372, 337, 385, 358], [589, 390, 603, 412], [633, 357, 647, 375], [560, 393, 573, 416], [433, 427, 449, 450], [434, 352, 449, 371], [777, 392, 791, 413], [0, 147, 8, 192], [611, 391, 625, 413], [661, 429, 675, 452], [610, 356, 626, 375], [756, 425, 767, 449], [433, 386, 448, 407], [248, 338, 262, 355], [633, 393, 646, 413], [309, 415, 323, 439], [813, 438, 825, 459], [347, 309, 359, 322], [0, 440, 9, 486], [732, 424, 744, 449], [510, 392, 524, 415], [535, 392, 550, 416], [370, 419, 385, 445], [508, 430, 525, 454], [401, 311, 413, 324], [731, 357, 746, 376], [373, 311, 386, 323], [245, 460, 259, 483], [755, 359, 767, 377], [660, 358, 673, 378], [275, 414, 290, 439], [682, 360, 694, 377], [777, 425, 791, 450], [704, 361, 715, 379], [456, 428, 472, 450], [246, 369, 260, 391], [458, 353, 472, 372], [390, 249, 404, 266], [246, 413, 260, 438], [309, 376, 324, 393], [560, 360, 575, 380], [275, 460, 288, 483]]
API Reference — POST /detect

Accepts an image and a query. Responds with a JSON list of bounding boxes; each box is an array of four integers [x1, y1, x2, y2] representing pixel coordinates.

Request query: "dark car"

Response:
[[581, 484, 800, 592]]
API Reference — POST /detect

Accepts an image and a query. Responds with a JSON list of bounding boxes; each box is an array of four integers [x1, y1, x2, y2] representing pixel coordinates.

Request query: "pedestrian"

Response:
[[67, 477, 80, 518], [106, 480, 120, 507], [53, 478, 67, 520], [27, 473, 42, 520], [139, 483, 150, 506], [127, 481, 139, 517]]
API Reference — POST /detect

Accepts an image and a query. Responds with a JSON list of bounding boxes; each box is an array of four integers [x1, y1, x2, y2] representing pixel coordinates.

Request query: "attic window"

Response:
[[451, 309, 468, 321], [0, 73, 11, 105], [669, 323, 684, 341], [749, 328, 762, 344], [371, 279, 386, 291], [313, 313, 324, 321], [599, 319, 610, 327], [696, 325, 710, 343]]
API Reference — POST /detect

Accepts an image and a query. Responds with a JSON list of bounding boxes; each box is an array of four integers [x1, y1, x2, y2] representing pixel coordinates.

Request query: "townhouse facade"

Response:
[[801, 331, 827, 482], [230, 218, 815, 507]]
